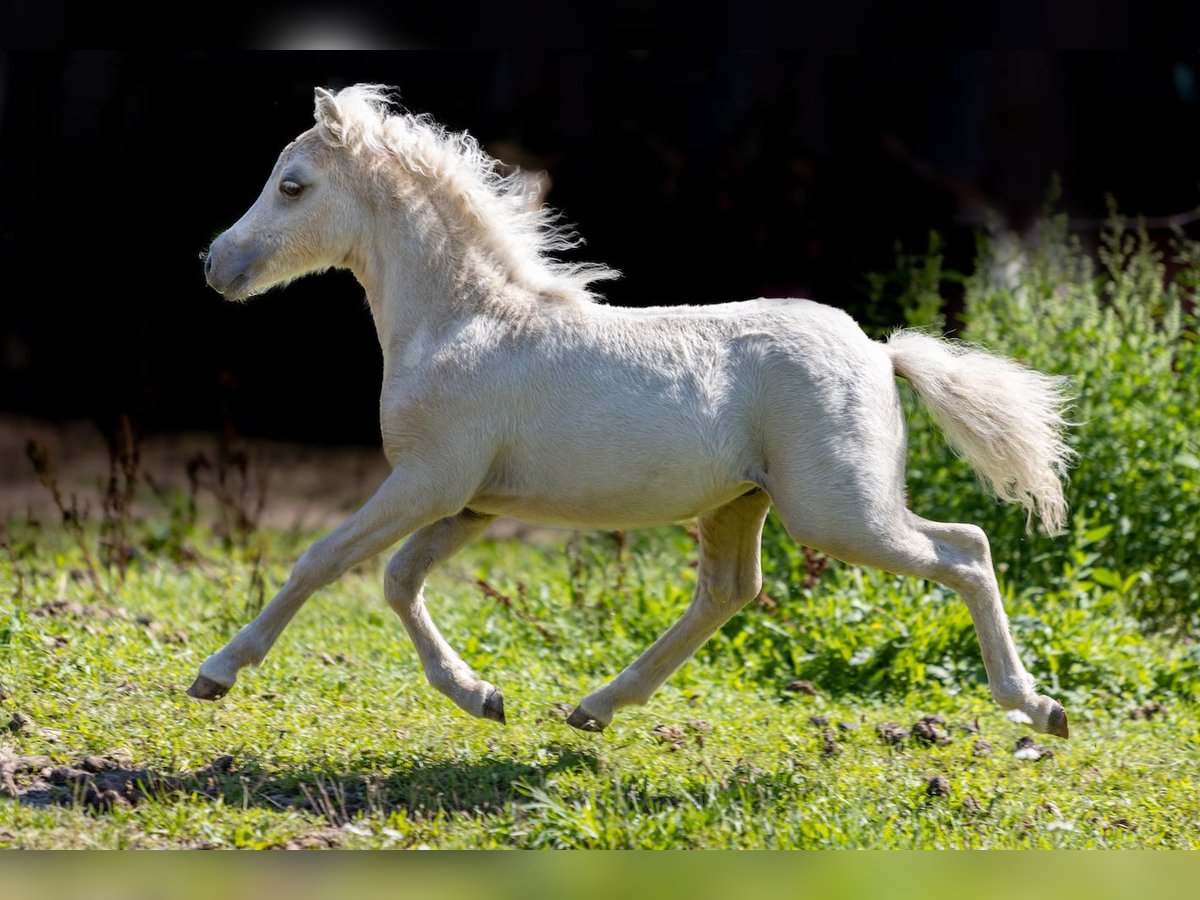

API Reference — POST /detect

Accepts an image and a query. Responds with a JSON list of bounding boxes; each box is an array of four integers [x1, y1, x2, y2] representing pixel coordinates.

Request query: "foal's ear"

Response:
[[314, 87, 346, 144]]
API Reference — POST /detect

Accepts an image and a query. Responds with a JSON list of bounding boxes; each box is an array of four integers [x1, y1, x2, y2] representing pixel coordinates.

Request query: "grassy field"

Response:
[[2, 521, 1196, 849], [4, 211, 1199, 849]]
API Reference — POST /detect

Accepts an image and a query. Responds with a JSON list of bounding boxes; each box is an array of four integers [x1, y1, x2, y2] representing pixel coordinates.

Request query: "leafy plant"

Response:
[[740, 203, 1200, 699]]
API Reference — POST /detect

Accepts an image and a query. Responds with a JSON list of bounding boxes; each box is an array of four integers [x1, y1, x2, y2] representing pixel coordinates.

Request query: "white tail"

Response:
[[886, 330, 1075, 534]]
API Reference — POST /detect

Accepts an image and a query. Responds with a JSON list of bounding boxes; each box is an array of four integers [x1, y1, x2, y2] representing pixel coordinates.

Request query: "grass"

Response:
[[2, 521, 1197, 849], [4, 208, 1198, 848]]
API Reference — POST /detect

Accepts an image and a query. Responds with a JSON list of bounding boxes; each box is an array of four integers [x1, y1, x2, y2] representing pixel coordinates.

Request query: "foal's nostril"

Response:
[[204, 253, 214, 278]]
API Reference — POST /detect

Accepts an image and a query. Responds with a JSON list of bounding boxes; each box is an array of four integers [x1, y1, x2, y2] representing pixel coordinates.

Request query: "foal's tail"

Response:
[[885, 330, 1075, 534]]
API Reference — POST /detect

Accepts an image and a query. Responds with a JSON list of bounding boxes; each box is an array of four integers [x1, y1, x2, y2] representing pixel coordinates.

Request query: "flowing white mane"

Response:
[[314, 84, 619, 303]]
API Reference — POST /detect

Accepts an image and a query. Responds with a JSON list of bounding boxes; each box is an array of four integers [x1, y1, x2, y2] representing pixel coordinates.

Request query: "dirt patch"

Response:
[[7, 712, 36, 734], [315, 651, 360, 668], [925, 774, 951, 797], [0, 752, 51, 797], [971, 738, 994, 758], [6, 712, 62, 743], [876, 716, 965, 749], [875, 722, 911, 745], [5, 753, 156, 810], [29, 599, 128, 620], [911, 714, 951, 746], [819, 728, 842, 757], [649, 724, 688, 749], [1128, 702, 1165, 721], [783, 680, 820, 697], [0, 750, 239, 812], [1013, 735, 1054, 761], [275, 828, 345, 850]]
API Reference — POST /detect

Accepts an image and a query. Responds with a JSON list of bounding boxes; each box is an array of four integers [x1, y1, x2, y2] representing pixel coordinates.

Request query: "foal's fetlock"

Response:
[[1000, 692, 1070, 739], [452, 679, 505, 725]]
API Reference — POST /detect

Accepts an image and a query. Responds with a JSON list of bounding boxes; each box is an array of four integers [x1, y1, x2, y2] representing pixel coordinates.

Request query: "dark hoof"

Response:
[[1047, 703, 1069, 739], [482, 688, 506, 725], [186, 674, 230, 701], [566, 706, 605, 732]]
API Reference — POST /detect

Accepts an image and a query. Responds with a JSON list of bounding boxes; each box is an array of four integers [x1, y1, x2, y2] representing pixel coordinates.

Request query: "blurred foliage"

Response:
[[899, 203, 1200, 622]]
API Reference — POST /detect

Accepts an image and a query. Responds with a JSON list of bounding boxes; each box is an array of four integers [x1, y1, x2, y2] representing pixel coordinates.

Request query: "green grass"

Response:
[[4, 208, 1198, 848], [2, 523, 1197, 849]]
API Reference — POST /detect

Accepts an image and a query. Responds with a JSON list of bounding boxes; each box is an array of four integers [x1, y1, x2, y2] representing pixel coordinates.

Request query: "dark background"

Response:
[[2, 51, 1198, 446]]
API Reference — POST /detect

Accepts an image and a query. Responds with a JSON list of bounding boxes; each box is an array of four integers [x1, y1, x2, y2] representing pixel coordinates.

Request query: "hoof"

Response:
[[186, 674, 230, 701], [482, 688, 506, 725], [1047, 703, 1069, 739], [566, 705, 605, 733]]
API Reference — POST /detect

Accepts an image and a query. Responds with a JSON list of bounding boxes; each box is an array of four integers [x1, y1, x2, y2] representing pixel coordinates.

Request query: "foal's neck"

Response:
[[349, 200, 527, 354]]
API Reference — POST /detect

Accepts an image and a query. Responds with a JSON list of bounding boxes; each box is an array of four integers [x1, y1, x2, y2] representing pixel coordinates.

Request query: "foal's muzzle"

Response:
[[204, 233, 263, 300]]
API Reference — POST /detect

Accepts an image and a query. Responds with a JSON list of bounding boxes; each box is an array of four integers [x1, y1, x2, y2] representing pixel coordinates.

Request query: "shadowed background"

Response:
[[2, 51, 1198, 447]]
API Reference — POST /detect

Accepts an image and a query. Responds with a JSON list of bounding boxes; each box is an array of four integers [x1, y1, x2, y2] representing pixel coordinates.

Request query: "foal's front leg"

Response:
[[187, 465, 464, 700]]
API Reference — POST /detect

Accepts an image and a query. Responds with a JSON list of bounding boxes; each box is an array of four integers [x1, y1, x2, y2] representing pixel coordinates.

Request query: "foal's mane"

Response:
[[315, 84, 618, 303]]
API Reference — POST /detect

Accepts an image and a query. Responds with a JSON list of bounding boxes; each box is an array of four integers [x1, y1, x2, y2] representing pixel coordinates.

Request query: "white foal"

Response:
[[193, 85, 1074, 739]]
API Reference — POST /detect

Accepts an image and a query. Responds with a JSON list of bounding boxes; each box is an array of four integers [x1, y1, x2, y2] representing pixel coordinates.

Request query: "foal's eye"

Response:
[[280, 180, 304, 198]]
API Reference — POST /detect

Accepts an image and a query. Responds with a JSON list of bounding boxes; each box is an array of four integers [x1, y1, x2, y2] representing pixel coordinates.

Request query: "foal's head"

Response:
[[206, 85, 617, 304], [204, 88, 376, 301]]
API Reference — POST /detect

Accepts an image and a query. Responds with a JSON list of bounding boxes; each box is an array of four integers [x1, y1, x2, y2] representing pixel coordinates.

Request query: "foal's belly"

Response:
[[467, 477, 758, 530]]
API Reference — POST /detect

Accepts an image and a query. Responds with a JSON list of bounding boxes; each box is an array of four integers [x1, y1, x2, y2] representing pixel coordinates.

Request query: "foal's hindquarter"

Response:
[[191, 298, 1067, 738]]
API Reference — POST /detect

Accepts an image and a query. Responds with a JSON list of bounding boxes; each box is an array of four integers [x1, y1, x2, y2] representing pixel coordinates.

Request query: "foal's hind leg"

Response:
[[777, 504, 1068, 738], [915, 518, 1068, 736], [567, 489, 772, 731], [384, 509, 504, 722]]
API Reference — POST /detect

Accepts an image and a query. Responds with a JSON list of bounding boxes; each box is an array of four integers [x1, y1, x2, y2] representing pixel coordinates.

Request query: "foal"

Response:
[[194, 85, 1073, 739]]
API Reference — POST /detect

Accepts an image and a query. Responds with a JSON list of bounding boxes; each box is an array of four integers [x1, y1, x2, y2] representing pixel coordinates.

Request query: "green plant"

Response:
[[739, 203, 1200, 701], [944, 205, 1199, 623]]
